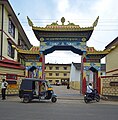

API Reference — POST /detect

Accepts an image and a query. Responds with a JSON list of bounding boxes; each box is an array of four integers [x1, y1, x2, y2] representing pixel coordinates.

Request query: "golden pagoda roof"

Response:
[[87, 47, 109, 55], [27, 16, 99, 32], [12, 45, 39, 54]]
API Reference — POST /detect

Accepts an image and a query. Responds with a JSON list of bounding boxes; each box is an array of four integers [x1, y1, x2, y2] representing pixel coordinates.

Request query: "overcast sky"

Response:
[[9, 0, 118, 63]]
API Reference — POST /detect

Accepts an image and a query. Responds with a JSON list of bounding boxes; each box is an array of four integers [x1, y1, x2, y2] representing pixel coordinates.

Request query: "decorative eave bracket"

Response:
[[27, 16, 33, 27], [92, 16, 99, 27]]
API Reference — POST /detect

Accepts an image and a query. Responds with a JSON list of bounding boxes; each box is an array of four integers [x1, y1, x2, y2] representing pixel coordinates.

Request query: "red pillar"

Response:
[[39, 52, 45, 79], [42, 54, 45, 79], [82, 77, 86, 94], [81, 56, 86, 95], [97, 77, 101, 94]]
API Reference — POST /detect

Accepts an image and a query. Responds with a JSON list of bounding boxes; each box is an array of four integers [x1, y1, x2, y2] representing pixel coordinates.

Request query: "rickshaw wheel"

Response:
[[51, 97, 57, 103], [23, 96, 30, 103]]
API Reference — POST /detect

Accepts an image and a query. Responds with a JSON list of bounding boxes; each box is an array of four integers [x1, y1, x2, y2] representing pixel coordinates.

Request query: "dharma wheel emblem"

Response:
[[82, 38, 86, 42], [40, 37, 44, 42]]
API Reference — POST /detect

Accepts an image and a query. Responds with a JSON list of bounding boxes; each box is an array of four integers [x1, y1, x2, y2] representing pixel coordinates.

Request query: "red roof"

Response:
[[30, 46, 40, 52], [0, 58, 25, 70], [1, 58, 20, 65]]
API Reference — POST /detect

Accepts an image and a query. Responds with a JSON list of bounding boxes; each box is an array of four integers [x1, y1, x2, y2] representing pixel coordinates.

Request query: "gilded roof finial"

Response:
[[68, 21, 75, 26], [27, 16, 33, 27], [51, 21, 58, 25], [61, 17, 65, 25], [93, 16, 99, 27]]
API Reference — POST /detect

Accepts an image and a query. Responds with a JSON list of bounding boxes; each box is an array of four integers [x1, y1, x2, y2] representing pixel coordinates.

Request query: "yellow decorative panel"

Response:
[[7, 84, 19, 89], [26, 62, 42, 66], [84, 63, 100, 67]]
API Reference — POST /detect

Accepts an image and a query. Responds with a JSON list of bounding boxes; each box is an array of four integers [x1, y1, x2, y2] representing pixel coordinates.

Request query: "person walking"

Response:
[[1, 79, 8, 100]]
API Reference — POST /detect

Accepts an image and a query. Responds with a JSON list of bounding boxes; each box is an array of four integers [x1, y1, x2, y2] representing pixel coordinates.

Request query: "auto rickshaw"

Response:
[[19, 78, 57, 103]]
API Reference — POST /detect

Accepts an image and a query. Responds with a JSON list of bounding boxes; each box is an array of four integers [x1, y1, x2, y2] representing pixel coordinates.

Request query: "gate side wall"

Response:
[[101, 76, 118, 97]]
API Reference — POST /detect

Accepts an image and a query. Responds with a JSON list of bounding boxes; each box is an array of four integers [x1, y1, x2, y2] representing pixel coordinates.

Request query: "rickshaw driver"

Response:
[[40, 82, 47, 96]]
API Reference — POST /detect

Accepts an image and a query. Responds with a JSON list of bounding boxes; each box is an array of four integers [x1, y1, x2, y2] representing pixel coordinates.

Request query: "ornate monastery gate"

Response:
[[27, 16, 107, 94]]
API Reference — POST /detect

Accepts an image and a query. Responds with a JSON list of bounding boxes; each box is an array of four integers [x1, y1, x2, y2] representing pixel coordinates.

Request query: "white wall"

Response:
[[70, 63, 81, 82]]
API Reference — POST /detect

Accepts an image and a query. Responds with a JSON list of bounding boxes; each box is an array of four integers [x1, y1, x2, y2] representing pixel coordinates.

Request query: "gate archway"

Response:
[[26, 16, 108, 94]]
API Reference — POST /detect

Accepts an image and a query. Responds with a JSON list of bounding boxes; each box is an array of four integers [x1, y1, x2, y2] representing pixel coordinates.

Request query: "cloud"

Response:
[[88, 0, 118, 50], [91, 0, 112, 17], [56, 0, 70, 12]]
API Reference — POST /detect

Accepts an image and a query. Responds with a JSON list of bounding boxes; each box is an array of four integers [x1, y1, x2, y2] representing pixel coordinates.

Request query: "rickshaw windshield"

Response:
[[46, 81, 52, 88]]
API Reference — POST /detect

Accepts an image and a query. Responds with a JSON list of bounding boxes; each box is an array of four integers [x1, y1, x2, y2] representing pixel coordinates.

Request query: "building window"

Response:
[[64, 67, 67, 70], [55, 67, 59, 70], [49, 67, 53, 70], [18, 39, 27, 50], [56, 73, 59, 76], [63, 73, 67, 76], [8, 18, 15, 38], [56, 80, 59, 83], [8, 41, 15, 59], [49, 73, 52, 76], [49, 80, 52, 82]]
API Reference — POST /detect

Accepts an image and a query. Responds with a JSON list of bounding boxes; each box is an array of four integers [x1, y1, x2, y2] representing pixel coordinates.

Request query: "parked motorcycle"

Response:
[[84, 89, 100, 103]]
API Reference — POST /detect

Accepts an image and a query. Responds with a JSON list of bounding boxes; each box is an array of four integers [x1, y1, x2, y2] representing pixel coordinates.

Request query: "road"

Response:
[[0, 86, 118, 120]]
